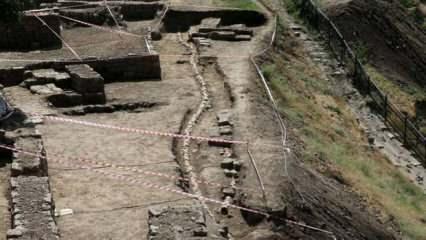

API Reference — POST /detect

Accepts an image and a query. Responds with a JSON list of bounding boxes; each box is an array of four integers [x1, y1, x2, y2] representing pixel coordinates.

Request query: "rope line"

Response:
[[103, 0, 122, 38], [58, 14, 142, 38], [33, 14, 82, 61]]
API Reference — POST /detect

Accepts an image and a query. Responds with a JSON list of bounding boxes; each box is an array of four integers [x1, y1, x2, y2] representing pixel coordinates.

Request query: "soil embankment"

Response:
[[324, 0, 426, 86]]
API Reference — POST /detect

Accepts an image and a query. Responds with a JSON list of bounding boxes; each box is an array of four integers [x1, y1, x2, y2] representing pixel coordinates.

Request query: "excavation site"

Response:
[[0, 0, 425, 239]]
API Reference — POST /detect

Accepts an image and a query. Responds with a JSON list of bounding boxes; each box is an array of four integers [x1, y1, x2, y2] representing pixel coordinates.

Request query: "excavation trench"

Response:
[[161, 8, 267, 33]]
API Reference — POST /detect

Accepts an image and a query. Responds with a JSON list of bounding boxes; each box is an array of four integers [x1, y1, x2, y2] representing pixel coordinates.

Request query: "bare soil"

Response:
[[323, 0, 426, 88], [0, 0, 418, 239]]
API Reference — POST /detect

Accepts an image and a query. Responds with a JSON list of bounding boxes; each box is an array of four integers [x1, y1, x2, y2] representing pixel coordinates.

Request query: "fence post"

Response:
[[424, 140, 426, 161], [327, 25, 330, 48], [403, 114, 408, 145], [383, 95, 388, 123], [340, 40, 346, 64]]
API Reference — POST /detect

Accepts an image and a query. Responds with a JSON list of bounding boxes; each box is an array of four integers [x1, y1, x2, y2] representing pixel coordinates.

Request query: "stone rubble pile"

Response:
[[147, 205, 209, 240]]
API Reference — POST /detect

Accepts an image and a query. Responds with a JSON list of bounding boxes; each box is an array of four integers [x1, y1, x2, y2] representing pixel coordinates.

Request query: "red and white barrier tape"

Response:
[[0, 143, 336, 238], [42, 115, 248, 145]]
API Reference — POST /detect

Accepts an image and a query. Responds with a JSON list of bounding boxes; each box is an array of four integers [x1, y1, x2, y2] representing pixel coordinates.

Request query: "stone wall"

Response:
[[0, 54, 162, 87], [0, 14, 62, 50], [2, 119, 59, 240]]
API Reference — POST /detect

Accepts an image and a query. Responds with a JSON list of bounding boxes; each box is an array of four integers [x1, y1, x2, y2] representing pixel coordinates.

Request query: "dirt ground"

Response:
[[1, 0, 417, 239]]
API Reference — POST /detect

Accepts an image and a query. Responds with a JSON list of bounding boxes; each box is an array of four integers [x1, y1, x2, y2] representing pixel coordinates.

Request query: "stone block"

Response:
[[221, 158, 235, 170], [222, 187, 236, 198], [11, 136, 46, 177], [30, 84, 63, 95], [66, 64, 105, 93], [209, 31, 236, 41], [47, 91, 84, 108], [217, 110, 233, 126], [219, 125, 233, 135], [224, 169, 238, 178]]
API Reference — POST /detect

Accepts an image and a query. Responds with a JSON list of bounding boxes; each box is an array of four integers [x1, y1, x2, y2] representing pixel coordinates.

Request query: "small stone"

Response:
[[193, 226, 208, 237], [224, 169, 238, 178], [219, 225, 229, 237], [233, 160, 242, 171], [174, 225, 184, 233], [148, 207, 163, 217], [7, 228, 24, 238], [222, 187, 236, 198], [220, 205, 229, 215], [221, 158, 235, 169], [217, 110, 233, 126], [219, 125, 233, 135], [149, 225, 159, 236], [151, 30, 162, 41]]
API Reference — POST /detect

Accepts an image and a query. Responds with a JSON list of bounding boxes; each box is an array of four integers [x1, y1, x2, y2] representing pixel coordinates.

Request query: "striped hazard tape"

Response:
[[0, 143, 336, 238], [42, 115, 248, 145]]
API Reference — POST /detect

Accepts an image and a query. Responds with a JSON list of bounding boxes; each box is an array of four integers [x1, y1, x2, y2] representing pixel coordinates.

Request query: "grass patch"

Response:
[[213, 0, 259, 10], [261, 28, 426, 238]]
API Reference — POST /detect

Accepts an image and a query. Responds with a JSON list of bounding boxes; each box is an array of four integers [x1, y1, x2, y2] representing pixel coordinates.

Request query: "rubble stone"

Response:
[[147, 205, 208, 239]]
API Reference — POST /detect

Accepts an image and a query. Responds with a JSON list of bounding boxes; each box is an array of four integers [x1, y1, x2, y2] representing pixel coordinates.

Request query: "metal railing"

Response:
[[299, 0, 426, 163]]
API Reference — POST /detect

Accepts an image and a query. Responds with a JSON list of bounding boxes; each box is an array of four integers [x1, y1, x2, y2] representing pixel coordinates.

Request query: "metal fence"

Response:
[[299, 0, 426, 163]]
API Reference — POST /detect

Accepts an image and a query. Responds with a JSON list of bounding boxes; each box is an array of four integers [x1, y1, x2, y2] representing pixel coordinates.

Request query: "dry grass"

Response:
[[366, 65, 426, 117], [261, 20, 426, 238]]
